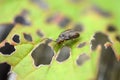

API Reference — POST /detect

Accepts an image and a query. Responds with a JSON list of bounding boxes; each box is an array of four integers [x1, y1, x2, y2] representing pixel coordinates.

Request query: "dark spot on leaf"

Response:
[[23, 33, 32, 42], [31, 43, 54, 66], [0, 23, 14, 42], [115, 35, 120, 42], [21, 9, 30, 16], [107, 25, 116, 32], [70, 0, 83, 3], [58, 17, 71, 28], [0, 42, 15, 55], [97, 45, 117, 80], [56, 46, 70, 62], [73, 24, 84, 32], [46, 16, 54, 23], [76, 53, 90, 66], [12, 34, 20, 43], [14, 15, 30, 25], [91, 32, 111, 50], [77, 42, 86, 48], [92, 5, 112, 18], [31, 0, 49, 10], [46, 13, 61, 23], [36, 30, 44, 37], [0, 62, 11, 80]]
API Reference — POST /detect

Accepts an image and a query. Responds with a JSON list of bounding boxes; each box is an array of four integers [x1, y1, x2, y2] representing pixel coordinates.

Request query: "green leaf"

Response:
[[0, 0, 120, 80]]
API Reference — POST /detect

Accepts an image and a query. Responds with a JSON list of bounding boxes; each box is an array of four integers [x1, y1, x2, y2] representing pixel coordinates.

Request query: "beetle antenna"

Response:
[[40, 38, 56, 43], [40, 38, 59, 51]]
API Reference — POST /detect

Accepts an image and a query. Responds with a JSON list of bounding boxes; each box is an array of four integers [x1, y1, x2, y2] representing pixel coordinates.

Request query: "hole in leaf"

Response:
[[73, 24, 84, 32], [56, 46, 70, 62], [97, 45, 117, 80], [0, 42, 15, 55], [91, 32, 111, 50], [58, 17, 71, 28], [77, 42, 86, 48], [36, 30, 44, 37], [12, 34, 20, 43], [76, 53, 90, 66], [0, 62, 11, 80], [23, 33, 32, 42], [107, 25, 116, 32], [0, 23, 15, 42], [115, 35, 120, 42], [31, 43, 54, 66]]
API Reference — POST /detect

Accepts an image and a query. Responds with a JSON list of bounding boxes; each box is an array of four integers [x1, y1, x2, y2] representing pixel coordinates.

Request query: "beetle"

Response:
[[40, 29, 80, 45], [56, 29, 80, 44]]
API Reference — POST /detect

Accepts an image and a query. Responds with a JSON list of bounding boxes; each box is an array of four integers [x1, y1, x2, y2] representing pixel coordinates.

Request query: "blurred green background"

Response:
[[0, 0, 120, 80]]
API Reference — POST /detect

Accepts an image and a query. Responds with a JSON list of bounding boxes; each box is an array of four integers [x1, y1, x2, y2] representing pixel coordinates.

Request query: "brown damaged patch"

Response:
[[45, 15, 54, 23], [56, 46, 70, 62], [45, 13, 71, 28], [92, 5, 112, 18], [31, 41, 54, 67], [73, 24, 84, 32], [23, 33, 33, 42], [0, 42, 15, 55], [36, 30, 44, 37], [58, 17, 71, 28], [45, 13, 63, 24], [76, 53, 90, 66]]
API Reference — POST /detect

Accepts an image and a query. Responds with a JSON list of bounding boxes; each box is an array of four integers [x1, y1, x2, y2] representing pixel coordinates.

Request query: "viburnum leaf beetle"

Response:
[[56, 29, 80, 44], [40, 29, 80, 45]]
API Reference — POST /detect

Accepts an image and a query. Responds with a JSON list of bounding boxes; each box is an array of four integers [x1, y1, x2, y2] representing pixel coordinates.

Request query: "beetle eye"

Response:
[[76, 33, 79, 36], [60, 34, 65, 37]]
